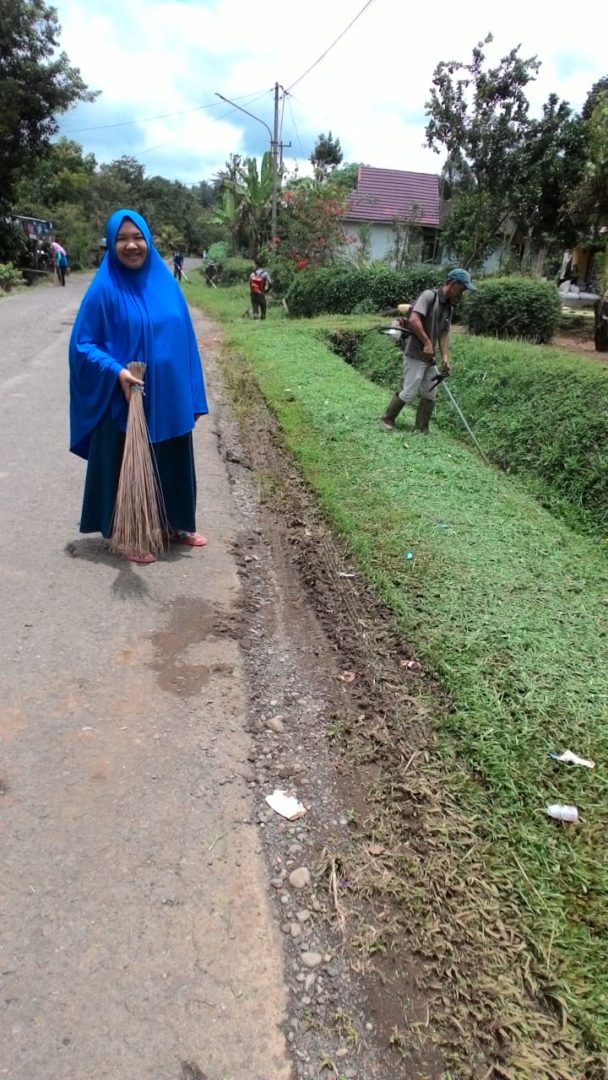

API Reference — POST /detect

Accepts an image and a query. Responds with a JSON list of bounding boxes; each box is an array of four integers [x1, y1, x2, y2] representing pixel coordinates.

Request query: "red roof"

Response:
[[345, 167, 440, 227]]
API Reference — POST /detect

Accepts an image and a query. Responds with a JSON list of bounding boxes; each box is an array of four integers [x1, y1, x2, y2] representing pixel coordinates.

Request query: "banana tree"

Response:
[[211, 184, 241, 255], [237, 152, 276, 257]]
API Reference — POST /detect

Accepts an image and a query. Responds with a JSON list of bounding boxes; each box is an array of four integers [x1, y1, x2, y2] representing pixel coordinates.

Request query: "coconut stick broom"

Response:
[[110, 361, 167, 558]]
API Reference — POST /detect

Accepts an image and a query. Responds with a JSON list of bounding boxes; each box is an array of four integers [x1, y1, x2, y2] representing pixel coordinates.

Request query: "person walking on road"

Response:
[[379, 268, 476, 434], [249, 261, 272, 320], [172, 250, 184, 280], [51, 240, 68, 286], [69, 209, 209, 564]]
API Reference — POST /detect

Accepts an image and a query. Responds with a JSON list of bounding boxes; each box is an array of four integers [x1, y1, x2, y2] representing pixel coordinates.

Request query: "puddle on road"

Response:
[[148, 596, 242, 696]]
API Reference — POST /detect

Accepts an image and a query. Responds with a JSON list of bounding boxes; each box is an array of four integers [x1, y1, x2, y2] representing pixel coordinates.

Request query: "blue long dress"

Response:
[[69, 209, 208, 537]]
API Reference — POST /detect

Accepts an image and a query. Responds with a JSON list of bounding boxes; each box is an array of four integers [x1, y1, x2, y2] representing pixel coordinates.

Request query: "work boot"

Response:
[[379, 393, 405, 431], [413, 397, 435, 434]]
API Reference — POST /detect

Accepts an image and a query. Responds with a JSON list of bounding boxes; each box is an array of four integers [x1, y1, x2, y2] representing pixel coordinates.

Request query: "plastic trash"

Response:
[[265, 790, 307, 821], [549, 750, 595, 769], [405, 552, 414, 561], [546, 803, 579, 823]]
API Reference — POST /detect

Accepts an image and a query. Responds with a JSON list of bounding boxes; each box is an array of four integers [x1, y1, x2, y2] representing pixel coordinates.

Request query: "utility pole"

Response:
[[271, 81, 280, 240], [215, 86, 289, 245]]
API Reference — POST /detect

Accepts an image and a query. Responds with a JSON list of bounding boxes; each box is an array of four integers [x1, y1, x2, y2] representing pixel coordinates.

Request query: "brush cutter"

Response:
[[429, 372, 489, 464]]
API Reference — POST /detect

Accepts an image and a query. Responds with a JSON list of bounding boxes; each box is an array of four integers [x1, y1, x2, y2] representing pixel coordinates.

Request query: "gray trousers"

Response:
[[398, 355, 439, 404]]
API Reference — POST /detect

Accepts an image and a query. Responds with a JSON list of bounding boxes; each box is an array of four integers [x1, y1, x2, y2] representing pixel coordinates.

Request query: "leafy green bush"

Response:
[[463, 276, 561, 343], [0, 263, 25, 292], [207, 240, 229, 261], [286, 265, 445, 317], [214, 256, 252, 286], [350, 297, 377, 314]]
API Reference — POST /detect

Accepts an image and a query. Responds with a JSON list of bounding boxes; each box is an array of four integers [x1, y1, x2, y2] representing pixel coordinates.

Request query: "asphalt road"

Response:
[[0, 272, 291, 1080]]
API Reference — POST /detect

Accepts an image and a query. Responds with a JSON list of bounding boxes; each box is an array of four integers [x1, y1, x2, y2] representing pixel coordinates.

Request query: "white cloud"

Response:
[[54, 0, 608, 183]]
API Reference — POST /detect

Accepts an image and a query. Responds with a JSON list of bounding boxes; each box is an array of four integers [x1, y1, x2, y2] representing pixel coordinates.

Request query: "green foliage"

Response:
[[310, 131, 343, 181], [213, 256, 252, 286], [49, 203, 96, 269], [207, 240, 229, 261], [286, 265, 445, 317], [0, 0, 96, 220], [277, 181, 348, 273], [0, 220, 29, 266], [463, 276, 561, 342], [568, 92, 608, 235], [350, 297, 377, 314], [0, 262, 26, 291], [426, 36, 582, 264]]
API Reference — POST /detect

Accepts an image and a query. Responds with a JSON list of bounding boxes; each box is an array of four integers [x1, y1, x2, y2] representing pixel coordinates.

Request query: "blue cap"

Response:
[[447, 268, 476, 290]]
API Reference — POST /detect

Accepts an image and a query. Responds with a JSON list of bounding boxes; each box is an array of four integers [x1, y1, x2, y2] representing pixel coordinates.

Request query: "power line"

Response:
[[285, 0, 376, 92], [284, 96, 307, 161], [62, 89, 271, 135], [136, 135, 180, 158]]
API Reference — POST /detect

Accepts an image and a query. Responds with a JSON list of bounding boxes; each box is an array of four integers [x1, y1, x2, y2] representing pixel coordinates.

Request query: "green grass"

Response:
[[190, 282, 608, 1064], [331, 323, 608, 539]]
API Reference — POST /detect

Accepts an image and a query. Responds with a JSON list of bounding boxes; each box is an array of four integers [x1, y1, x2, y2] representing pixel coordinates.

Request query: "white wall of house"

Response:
[[343, 221, 399, 262], [344, 220, 442, 265]]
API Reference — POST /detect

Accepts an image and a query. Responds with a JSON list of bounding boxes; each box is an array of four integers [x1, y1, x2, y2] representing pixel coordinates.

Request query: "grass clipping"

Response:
[[110, 362, 166, 558]]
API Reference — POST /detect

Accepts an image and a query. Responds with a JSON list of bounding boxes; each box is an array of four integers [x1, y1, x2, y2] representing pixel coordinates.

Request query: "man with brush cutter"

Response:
[[379, 268, 476, 434]]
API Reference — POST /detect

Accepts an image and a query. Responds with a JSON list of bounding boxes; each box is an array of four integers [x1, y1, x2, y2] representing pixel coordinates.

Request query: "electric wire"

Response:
[[285, 0, 376, 92], [284, 95, 307, 161], [62, 89, 271, 136]]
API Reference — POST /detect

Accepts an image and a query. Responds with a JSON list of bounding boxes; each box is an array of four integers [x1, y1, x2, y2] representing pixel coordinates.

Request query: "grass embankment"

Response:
[[190, 282, 608, 1070], [336, 327, 608, 538]]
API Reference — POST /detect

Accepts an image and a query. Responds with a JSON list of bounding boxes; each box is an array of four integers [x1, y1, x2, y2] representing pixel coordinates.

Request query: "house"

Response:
[[343, 167, 442, 264]]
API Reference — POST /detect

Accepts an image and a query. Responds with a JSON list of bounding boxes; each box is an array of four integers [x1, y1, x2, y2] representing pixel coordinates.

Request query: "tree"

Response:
[[97, 156, 145, 194], [0, 0, 97, 219], [237, 153, 274, 257], [310, 131, 343, 181], [330, 162, 363, 193], [275, 180, 347, 271], [425, 35, 540, 267], [567, 93, 608, 350], [581, 76, 608, 121], [516, 95, 585, 252], [14, 137, 97, 211]]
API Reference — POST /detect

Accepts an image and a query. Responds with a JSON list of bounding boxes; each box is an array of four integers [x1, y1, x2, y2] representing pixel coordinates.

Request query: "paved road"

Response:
[[0, 275, 291, 1080]]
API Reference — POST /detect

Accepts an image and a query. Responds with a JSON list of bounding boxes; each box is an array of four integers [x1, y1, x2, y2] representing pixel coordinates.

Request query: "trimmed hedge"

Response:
[[286, 265, 445, 317], [200, 256, 252, 286], [463, 276, 561, 343], [335, 329, 608, 536]]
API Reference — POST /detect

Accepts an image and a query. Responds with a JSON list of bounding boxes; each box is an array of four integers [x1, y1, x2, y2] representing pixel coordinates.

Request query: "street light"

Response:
[[214, 91, 278, 241]]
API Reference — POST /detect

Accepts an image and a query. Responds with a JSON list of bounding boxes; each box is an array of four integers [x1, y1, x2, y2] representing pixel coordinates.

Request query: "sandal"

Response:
[[122, 550, 157, 564], [170, 531, 207, 548]]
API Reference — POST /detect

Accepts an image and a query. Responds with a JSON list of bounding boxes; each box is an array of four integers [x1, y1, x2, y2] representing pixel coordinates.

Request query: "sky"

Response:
[[54, 0, 608, 186]]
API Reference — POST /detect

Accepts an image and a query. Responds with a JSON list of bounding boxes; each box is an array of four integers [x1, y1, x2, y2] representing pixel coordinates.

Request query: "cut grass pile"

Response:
[[190, 283, 608, 1066]]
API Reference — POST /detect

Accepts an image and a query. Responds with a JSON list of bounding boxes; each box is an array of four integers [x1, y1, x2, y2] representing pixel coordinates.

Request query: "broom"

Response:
[[110, 362, 167, 558]]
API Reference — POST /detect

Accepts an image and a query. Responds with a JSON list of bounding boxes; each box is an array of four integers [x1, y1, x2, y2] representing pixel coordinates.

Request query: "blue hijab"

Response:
[[69, 209, 208, 459]]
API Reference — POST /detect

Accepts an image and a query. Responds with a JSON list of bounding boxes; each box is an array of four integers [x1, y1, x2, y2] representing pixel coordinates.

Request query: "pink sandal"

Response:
[[171, 531, 207, 547], [122, 551, 157, 564]]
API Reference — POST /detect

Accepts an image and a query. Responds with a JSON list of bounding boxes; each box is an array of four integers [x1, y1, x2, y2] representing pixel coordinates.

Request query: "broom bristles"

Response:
[[110, 361, 167, 557]]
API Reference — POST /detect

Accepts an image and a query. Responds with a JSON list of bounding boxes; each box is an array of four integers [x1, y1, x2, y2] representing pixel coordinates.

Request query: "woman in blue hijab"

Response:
[[69, 209, 208, 563]]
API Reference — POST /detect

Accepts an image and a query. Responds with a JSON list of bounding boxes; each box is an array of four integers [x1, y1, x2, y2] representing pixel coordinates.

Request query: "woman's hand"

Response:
[[118, 368, 144, 402]]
